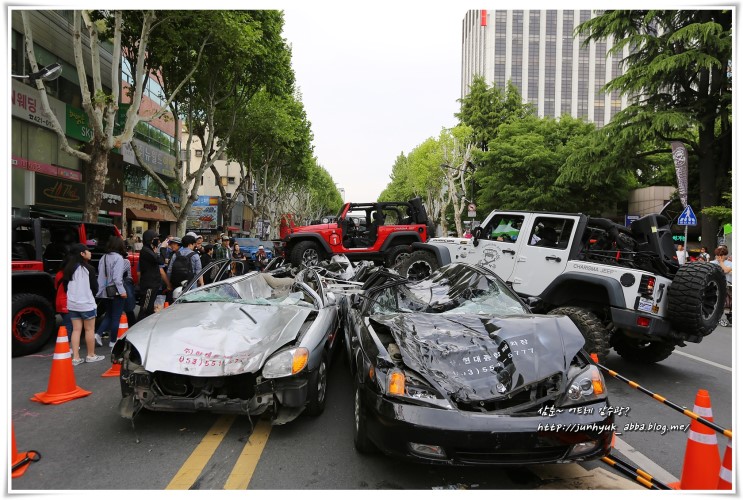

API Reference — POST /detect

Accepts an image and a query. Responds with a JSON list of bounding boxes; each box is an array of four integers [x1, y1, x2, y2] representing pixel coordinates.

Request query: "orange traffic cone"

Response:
[[164, 301, 169, 308], [11, 425, 39, 478], [670, 389, 722, 490], [30, 327, 91, 404], [102, 313, 128, 377], [717, 440, 733, 490]]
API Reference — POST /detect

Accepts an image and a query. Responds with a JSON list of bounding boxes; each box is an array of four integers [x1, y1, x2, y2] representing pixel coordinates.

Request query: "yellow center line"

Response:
[[166, 415, 236, 490], [223, 418, 272, 490]]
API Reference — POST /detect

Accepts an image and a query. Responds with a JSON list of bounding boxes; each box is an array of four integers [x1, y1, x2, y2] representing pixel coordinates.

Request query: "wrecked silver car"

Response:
[[113, 260, 341, 424], [343, 263, 614, 464]]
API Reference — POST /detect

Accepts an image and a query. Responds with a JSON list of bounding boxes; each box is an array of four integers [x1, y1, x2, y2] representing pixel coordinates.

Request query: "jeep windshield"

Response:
[[370, 264, 528, 316]]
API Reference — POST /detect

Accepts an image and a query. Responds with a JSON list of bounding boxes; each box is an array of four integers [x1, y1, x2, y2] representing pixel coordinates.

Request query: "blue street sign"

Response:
[[625, 215, 640, 227], [677, 205, 697, 226]]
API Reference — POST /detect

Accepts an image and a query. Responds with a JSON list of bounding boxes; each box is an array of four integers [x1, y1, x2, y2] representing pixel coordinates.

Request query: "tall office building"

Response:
[[461, 10, 630, 127]]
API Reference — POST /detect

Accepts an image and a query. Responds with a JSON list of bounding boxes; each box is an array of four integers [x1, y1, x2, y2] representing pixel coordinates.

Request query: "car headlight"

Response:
[[263, 347, 309, 379], [557, 365, 607, 407], [384, 368, 452, 409]]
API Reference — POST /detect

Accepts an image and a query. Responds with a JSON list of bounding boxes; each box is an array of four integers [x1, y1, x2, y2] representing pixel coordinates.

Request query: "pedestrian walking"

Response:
[[231, 242, 247, 276], [54, 254, 74, 342], [62, 243, 104, 365], [95, 237, 129, 347], [137, 230, 170, 321], [166, 235, 203, 302], [201, 244, 215, 284], [676, 244, 689, 265], [133, 236, 143, 252], [214, 234, 230, 260], [714, 246, 733, 326]]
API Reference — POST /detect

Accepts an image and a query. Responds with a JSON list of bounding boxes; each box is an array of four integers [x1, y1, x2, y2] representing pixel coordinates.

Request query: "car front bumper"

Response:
[[363, 390, 614, 465]]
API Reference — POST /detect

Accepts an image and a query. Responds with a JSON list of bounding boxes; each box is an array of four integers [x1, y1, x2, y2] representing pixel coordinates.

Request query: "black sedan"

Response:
[[342, 263, 614, 465]]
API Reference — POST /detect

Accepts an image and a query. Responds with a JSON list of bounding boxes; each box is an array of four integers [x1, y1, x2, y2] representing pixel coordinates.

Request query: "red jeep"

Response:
[[11, 216, 138, 356], [283, 197, 433, 268]]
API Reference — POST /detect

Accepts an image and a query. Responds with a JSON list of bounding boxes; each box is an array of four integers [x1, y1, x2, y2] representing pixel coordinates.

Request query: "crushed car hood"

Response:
[[124, 302, 312, 376], [370, 313, 585, 403]]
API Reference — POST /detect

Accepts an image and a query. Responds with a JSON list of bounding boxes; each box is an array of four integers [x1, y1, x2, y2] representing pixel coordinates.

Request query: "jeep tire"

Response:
[[399, 250, 439, 281], [550, 306, 611, 363], [667, 262, 726, 337], [290, 241, 323, 267], [385, 245, 412, 270], [610, 334, 675, 364], [12, 293, 55, 357]]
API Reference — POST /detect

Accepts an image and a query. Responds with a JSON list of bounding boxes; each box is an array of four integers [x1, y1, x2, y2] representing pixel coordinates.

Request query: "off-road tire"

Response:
[[290, 241, 323, 267], [385, 245, 412, 270], [305, 352, 329, 416], [610, 334, 675, 364], [12, 293, 55, 357], [667, 263, 726, 337], [399, 250, 439, 281], [353, 382, 376, 454], [550, 306, 611, 364]]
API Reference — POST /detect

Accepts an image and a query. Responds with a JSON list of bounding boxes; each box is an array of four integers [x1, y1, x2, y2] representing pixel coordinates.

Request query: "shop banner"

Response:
[[34, 172, 86, 211], [121, 139, 177, 178], [12, 80, 66, 131], [187, 204, 219, 230]]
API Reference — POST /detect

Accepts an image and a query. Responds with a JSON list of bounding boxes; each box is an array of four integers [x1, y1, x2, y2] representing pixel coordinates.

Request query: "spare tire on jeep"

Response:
[[667, 262, 726, 337]]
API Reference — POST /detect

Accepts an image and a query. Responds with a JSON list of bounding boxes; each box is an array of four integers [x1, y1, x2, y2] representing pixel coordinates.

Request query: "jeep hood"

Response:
[[370, 313, 584, 403], [123, 302, 312, 376]]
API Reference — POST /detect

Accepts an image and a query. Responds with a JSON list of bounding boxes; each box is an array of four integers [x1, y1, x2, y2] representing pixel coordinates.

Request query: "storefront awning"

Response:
[[127, 208, 176, 222]]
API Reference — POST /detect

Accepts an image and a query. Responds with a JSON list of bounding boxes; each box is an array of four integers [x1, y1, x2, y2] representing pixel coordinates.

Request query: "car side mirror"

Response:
[[172, 286, 183, 301], [472, 226, 483, 247]]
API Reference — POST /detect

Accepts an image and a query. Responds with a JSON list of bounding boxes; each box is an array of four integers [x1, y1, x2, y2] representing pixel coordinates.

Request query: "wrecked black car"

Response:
[[342, 263, 614, 465], [113, 260, 341, 425]]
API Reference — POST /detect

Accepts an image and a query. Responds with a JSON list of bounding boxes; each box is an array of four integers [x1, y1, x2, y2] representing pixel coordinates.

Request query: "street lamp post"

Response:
[[12, 63, 63, 83]]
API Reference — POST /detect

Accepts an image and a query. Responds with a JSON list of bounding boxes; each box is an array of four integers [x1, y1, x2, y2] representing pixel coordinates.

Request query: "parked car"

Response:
[[342, 263, 614, 464], [235, 237, 274, 262], [113, 259, 341, 425]]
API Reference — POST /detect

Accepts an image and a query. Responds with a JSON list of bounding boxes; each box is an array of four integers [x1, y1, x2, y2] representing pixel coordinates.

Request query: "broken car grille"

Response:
[[151, 371, 257, 400]]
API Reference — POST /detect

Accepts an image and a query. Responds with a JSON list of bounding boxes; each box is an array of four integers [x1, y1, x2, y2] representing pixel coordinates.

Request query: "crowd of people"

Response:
[[55, 230, 273, 365]]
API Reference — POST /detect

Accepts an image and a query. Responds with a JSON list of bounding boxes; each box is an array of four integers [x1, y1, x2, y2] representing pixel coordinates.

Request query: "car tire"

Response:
[[611, 334, 675, 364], [385, 245, 411, 270], [667, 262, 726, 337], [12, 293, 55, 357], [550, 306, 611, 364], [353, 382, 376, 454], [399, 250, 439, 281], [305, 352, 329, 416], [291, 241, 323, 267]]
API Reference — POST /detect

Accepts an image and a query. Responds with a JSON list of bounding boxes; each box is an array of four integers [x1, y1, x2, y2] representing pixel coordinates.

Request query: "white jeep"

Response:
[[398, 211, 726, 364]]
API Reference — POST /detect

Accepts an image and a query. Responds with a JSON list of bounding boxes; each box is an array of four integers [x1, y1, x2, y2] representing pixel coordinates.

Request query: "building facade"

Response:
[[461, 9, 630, 127]]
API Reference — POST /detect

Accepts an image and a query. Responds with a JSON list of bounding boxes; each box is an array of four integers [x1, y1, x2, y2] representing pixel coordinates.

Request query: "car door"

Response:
[[468, 212, 530, 282], [509, 215, 579, 296]]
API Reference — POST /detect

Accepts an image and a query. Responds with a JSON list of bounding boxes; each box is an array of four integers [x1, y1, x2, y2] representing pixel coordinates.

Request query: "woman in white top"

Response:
[[61, 243, 105, 365], [133, 236, 143, 252], [95, 237, 129, 347]]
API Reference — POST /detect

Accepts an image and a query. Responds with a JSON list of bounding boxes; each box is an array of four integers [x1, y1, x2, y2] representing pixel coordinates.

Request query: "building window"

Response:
[[228, 177, 235, 185], [195, 150, 203, 157]]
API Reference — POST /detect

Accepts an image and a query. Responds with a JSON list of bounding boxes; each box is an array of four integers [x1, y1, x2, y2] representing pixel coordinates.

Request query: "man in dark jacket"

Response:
[[138, 230, 170, 321]]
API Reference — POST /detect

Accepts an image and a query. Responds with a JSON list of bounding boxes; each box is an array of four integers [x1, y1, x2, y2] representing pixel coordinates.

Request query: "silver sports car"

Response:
[[113, 260, 341, 425]]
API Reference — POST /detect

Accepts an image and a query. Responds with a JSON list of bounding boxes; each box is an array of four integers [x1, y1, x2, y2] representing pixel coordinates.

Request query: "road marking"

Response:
[[612, 435, 679, 485], [224, 418, 272, 490], [166, 415, 236, 490], [672, 350, 732, 372]]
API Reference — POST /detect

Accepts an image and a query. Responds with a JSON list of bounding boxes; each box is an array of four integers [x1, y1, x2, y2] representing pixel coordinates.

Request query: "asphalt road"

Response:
[[10, 320, 733, 491]]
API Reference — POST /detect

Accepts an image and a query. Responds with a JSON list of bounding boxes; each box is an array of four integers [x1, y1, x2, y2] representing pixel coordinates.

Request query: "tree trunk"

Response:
[[83, 144, 109, 222]]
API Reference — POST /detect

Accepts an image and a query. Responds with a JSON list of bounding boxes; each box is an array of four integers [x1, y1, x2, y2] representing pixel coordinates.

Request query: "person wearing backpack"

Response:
[[166, 235, 203, 302]]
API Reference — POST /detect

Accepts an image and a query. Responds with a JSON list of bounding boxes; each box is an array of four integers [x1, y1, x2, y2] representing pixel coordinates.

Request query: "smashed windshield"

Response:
[[176, 280, 316, 308], [370, 265, 528, 316]]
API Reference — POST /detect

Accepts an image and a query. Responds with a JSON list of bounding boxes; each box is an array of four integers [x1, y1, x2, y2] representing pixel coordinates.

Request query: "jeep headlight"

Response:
[[557, 365, 607, 407], [263, 347, 309, 379]]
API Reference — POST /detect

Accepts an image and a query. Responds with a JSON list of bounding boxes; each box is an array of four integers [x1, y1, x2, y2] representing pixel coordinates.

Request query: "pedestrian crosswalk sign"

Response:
[[677, 205, 697, 226]]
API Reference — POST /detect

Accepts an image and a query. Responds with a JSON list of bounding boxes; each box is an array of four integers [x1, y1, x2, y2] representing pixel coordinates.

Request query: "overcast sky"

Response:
[[281, 3, 466, 203]]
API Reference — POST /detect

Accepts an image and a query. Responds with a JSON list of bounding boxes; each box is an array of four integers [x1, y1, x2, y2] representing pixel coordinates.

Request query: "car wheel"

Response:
[[305, 352, 329, 416], [611, 334, 675, 364], [667, 263, 726, 337], [385, 245, 411, 270], [550, 306, 611, 364], [353, 382, 376, 454], [291, 241, 322, 267], [398, 250, 439, 281], [12, 293, 55, 357]]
